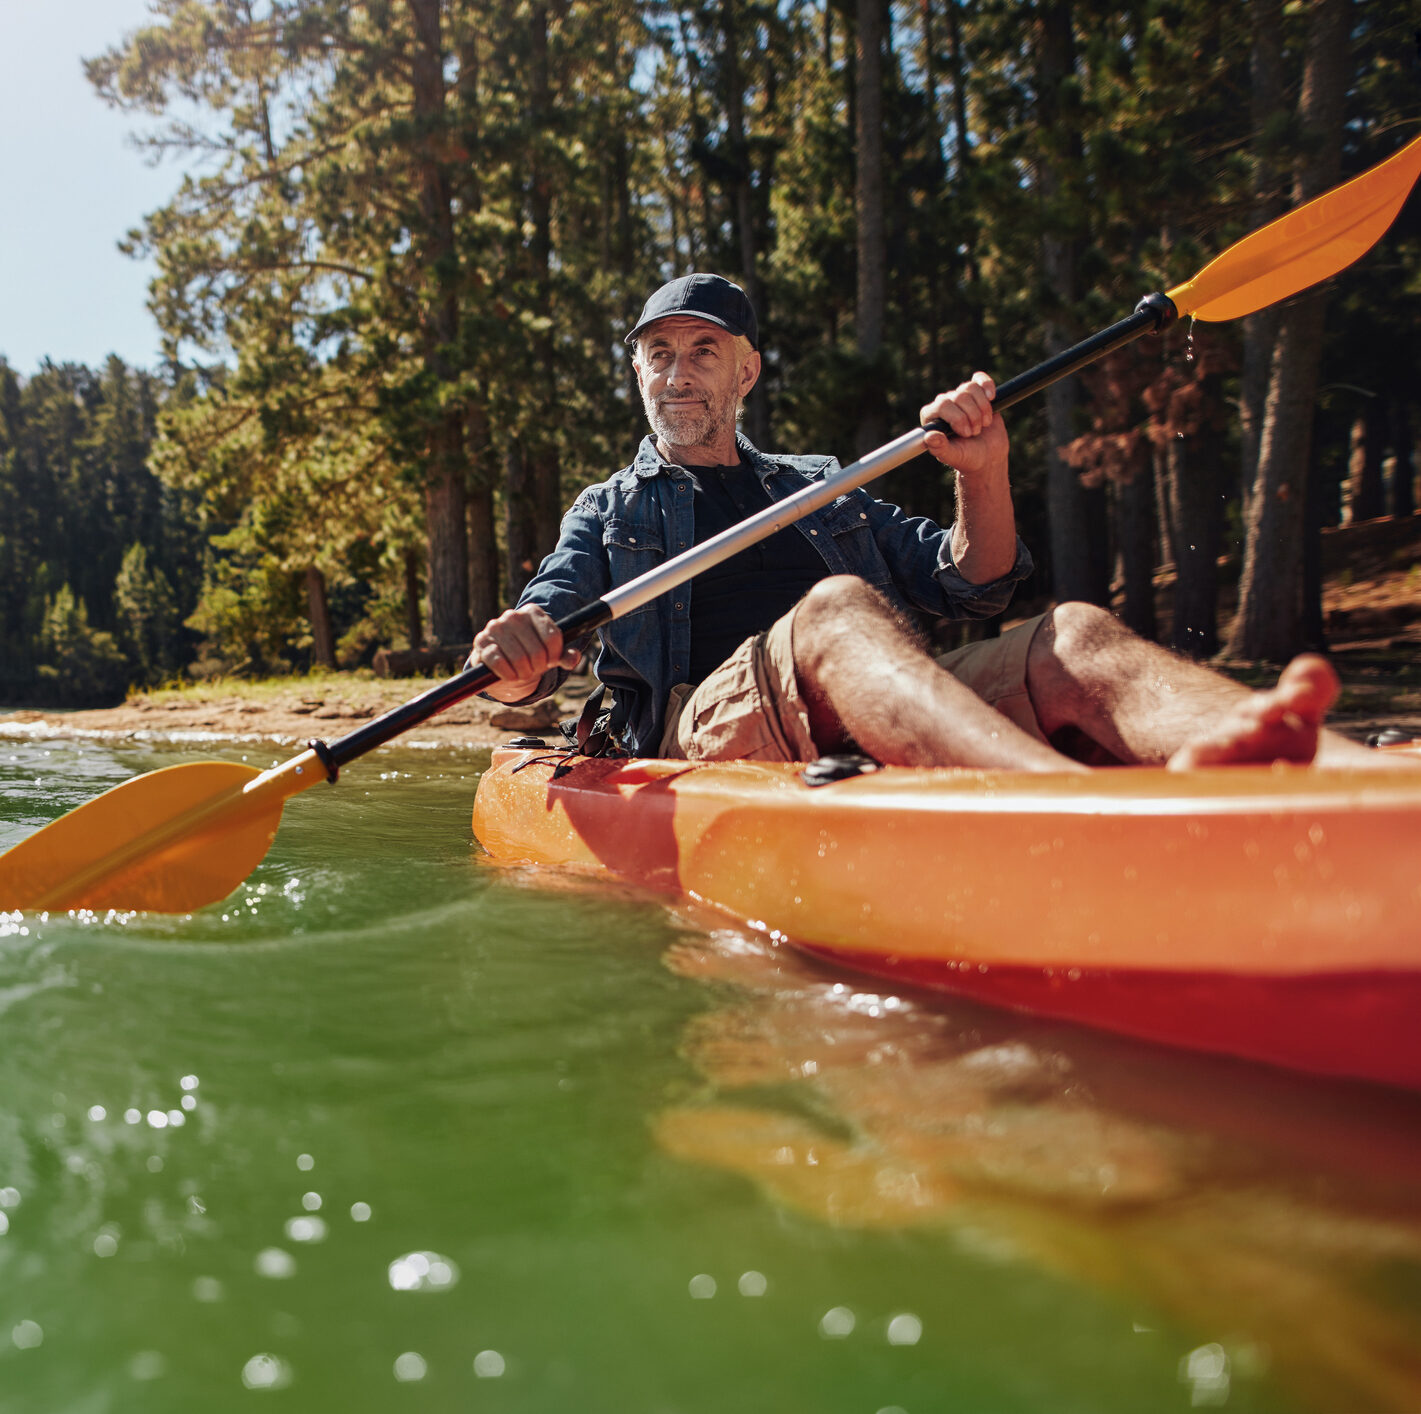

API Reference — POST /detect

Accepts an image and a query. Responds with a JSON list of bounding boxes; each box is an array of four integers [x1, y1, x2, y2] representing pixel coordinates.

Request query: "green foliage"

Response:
[[182, 530, 305, 677], [34, 585, 130, 707], [0, 0, 1399, 675], [0, 356, 200, 703], [114, 542, 183, 686]]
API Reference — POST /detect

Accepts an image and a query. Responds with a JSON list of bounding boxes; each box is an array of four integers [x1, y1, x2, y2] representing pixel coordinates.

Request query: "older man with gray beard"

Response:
[[470, 273, 1366, 772]]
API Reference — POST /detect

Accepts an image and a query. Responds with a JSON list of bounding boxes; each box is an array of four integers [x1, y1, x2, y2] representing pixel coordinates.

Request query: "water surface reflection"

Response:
[[655, 926, 1421, 1414]]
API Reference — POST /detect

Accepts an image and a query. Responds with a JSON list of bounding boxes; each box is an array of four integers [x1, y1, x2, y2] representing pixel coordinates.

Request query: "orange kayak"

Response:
[[472, 744, 1421, 1089]]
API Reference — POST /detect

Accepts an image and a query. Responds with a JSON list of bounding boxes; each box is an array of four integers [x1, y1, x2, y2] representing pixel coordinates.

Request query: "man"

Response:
[[472, 272, 1374, 771]]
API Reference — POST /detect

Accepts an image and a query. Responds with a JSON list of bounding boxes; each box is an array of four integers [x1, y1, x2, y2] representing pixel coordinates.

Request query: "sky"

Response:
[[0, 0, 190, 375]]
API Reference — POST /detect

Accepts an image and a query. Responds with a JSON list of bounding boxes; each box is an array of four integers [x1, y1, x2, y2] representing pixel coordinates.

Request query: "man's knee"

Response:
[[1036, 600, 1133, 665], [798, 574, 890, 619], [791, 576, 901, 682], [794, 576, 894, 645]]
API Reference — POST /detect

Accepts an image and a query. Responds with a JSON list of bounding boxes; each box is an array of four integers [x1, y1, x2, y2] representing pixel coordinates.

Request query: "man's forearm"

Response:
[[949, 465, 1019, 585]]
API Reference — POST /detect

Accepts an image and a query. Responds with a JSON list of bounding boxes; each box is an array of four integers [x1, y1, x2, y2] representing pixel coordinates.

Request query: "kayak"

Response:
[[472, 743, 1421, 1090]]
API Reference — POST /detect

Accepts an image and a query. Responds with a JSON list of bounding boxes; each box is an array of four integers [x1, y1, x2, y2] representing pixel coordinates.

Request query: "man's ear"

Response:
[[740, 350, 762, 396]]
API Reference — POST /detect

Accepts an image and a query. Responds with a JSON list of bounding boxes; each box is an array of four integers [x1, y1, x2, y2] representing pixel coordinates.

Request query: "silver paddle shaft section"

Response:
[[601, 427, 932, 621], [324, 425, 932, 766]]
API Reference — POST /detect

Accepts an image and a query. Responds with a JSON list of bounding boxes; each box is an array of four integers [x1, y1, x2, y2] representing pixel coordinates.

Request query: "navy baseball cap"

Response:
[[625, 273, 759, 349]]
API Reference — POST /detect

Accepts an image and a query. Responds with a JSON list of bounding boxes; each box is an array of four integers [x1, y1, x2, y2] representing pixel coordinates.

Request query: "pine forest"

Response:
[[2, 0, 1418, 706]]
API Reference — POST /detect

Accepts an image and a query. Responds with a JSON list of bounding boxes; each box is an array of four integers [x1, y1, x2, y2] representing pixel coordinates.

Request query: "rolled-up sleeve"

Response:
[[862, 493, 1034, 621]]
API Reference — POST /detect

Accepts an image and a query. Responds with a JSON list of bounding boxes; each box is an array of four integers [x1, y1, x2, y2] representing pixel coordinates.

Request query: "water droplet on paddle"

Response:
[[1185, 315, 1196, 364]]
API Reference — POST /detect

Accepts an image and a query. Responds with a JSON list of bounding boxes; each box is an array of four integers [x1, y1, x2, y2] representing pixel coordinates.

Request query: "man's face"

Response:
[[634, 317, 756, 451]]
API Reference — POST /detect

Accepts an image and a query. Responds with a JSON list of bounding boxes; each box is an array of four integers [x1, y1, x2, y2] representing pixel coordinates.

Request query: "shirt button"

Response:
[[810, 529, 819, 536], [860, 513, 868, 520], [678, 541, 686, 548], [628, 536, 637, 544], [674, 602, 683, 610]]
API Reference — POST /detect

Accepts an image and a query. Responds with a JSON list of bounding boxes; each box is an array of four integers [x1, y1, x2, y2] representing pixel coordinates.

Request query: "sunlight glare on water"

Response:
[[0, 737, 1419, 1413]]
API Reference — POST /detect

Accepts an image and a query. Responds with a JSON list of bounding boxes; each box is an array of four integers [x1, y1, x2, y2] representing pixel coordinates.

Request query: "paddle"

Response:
[[3, 133, 1419, 914]]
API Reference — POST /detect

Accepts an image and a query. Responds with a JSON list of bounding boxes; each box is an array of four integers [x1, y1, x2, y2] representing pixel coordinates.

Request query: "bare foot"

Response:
[[1167, 655, 1338, 770]]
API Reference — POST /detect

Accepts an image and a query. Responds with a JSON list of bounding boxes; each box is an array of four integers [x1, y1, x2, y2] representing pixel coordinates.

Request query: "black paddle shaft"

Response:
[[323, 600, 614, 772], [924, 291, 1177, 435]]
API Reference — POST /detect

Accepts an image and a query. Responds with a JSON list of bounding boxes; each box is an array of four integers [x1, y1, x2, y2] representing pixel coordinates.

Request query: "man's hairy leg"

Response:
[[792, 577, 1084, 772], [1024, 602, 1384, 768]]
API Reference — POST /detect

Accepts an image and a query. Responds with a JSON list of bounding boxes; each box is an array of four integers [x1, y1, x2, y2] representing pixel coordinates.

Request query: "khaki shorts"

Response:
[[660, 608, 1049, 763], [660, 608, 818, 761], [935, 613, 1049, 746]]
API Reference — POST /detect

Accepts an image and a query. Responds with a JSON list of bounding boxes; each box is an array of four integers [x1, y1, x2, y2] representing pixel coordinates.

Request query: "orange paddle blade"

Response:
[[0, 757, 315, 913], [1168, 133, 1421, 322]]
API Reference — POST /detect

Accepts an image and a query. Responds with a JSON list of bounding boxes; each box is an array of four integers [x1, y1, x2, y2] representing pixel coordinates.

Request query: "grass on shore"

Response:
[[126, 665, 456, 708]]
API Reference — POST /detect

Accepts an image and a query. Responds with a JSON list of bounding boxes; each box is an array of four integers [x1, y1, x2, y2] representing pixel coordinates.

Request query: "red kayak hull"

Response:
[[473, 747, 1421, 1089]]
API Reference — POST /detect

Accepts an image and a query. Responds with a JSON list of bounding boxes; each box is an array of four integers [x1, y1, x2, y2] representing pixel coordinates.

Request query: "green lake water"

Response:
[[2, 737, 1420, 1414]]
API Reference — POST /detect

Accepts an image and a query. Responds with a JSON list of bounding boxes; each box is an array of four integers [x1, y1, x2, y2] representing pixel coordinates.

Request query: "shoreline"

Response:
[[0, 677, 596, 754]]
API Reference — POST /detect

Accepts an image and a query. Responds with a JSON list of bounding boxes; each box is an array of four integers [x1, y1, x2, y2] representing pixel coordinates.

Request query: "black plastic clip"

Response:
[[1367, 728, 1416, 748], [800, 753, 880, 787], [307, 738, 339, 784], [1135, 289, 1178, 331], [511, 748, 575, 776]]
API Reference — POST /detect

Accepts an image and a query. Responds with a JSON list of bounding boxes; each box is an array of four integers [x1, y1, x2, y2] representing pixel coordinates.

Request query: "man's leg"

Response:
[[792, 577, 1084, 771], [1023, 602, 1381, 768]]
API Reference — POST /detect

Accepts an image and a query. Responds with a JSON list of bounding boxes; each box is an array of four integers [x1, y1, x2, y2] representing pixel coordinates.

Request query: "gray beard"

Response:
[[643, 387, 738, 451]]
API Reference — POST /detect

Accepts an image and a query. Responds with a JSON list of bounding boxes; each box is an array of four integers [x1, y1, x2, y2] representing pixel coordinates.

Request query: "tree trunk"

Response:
[[454, 16, 498, 632], [468, 478, 498, 624], [854, 0, 889, 459], [677, 11, 717, 251], [1344, 403, 1388, 524], [410, 0, 471, 644], [305, 566, 336, 669], [1302, 433, 1329, 650], [1113, 473, 1156, 641], [1239, 0, 1286, 532], [527, 3, 563, 568], [1037, 0, 1108, 605], [466, 404, 499, 624], [424, 466, 470, 645], [403, 549, 422, 652], [1227, 0, 1350, 662], [1393, 400, 1416, 518], [943, 0, 989, 377], [504, 439, 539, 604], [721, 0, 770, 448], [1166, 430, 1223, 658], [1152, 444, 1177, 572]]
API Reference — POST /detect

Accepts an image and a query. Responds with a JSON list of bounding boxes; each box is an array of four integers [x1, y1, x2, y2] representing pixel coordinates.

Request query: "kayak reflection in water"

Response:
[[656, 928, 1421, 1414], [471, 273, 1399, 774]]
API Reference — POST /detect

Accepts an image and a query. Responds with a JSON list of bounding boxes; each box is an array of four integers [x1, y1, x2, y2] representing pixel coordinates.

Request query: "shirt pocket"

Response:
[[817, 497, 891, 584], [602, 517, 666, 611]]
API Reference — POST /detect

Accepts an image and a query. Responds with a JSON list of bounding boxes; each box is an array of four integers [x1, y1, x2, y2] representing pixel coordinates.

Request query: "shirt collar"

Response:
[[631, 431, 769, 480]]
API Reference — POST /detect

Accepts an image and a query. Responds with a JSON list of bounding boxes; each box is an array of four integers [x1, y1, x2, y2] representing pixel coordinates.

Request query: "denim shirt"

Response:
[[504, 432, 1034, 756]]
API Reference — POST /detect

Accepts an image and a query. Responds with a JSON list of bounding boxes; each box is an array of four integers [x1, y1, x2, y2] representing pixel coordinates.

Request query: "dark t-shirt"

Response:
[[683, 461, 828, 684]]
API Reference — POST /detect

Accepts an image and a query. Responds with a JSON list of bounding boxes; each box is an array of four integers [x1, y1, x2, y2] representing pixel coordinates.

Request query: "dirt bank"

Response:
[[0, 676, 595, 753]]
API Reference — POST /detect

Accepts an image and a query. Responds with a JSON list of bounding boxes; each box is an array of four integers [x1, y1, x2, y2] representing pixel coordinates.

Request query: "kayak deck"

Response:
[[472, 746, 1421, 1088]]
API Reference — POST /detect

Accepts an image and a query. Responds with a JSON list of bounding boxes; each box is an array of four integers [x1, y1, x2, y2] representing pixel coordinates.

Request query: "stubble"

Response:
[[642, 379, 740, 452]]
